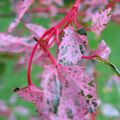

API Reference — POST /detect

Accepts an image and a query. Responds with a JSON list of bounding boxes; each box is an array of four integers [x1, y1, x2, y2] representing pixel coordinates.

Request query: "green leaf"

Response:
[[76, 28, 87, 36], [95, 56, 120, 77]]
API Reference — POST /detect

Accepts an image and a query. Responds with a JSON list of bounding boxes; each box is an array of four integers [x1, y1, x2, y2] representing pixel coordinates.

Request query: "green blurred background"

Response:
[[0, 0, 120, 120]]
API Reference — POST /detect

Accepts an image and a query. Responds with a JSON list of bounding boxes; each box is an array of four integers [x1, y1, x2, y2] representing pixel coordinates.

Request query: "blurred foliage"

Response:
[[0, 61, 6, 77]]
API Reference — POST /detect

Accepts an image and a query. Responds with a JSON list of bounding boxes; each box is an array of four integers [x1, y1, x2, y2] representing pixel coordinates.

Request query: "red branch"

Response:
[[27, 43, 39, 86], [28, 7, 69, 14], [27, 0, 81, 86]]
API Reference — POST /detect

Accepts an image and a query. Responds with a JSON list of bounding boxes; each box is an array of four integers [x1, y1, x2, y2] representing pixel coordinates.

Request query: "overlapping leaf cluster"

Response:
[[0, 0, 120, 120]]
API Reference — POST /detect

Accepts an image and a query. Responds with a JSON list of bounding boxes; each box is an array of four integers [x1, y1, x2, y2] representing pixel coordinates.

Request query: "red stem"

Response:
[[55, 0, 80, 29], [45, 48, 57, 66], [28, 7, 68, 15], [59, 20, 71, 34], [48, 39, 55, 48], [27, 43, 39, 86], [73, 12, 81, 28], [55, 30, 60, 46], [82, 55, 95, 60], [46, 29, 55, 43]]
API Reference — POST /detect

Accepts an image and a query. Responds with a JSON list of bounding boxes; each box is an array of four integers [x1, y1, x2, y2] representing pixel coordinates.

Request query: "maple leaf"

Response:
[[57, 66, 90, 120], [92, 40, 111, 60], [0, 32, 33, 53], [57, 65, 97, 119], [90, 8, 112, 36], [8, 0, 34, 32], [57, 27, 88, 65]]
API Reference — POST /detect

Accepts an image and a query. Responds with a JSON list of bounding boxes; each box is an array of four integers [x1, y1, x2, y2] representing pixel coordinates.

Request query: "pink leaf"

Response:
[[57, 66, 91, 120], [57, 65, 97, 119], [0, 32, 31, 52], [0, 32, 48, 66], [58, 65, 96, 100], [57, 27, 87, 65], [90, 8, 112, 36], [8, 0, 34, 32], [0, 32, 34, 53], [58, 86, 88, 120], [92, 40, 111, 60], [25, 23, 46, 39], [14, 84, 50, 120]]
